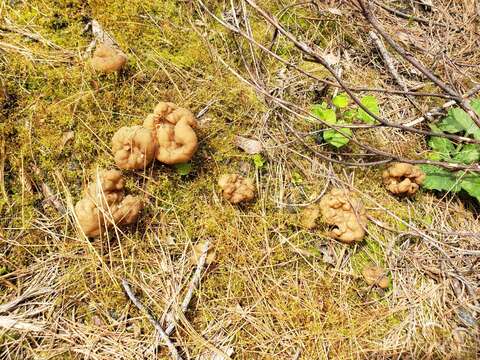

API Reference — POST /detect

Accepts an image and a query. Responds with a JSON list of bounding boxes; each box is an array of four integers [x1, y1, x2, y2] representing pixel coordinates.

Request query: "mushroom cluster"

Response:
[[382, 163, 425, 196], [111, 102, 198, 169], [75, 169, 143, 237], [319, 188, 368, 244], [361, 265, 389, 289], [90, 43, 127, 73], [218, 174, 255, 204]]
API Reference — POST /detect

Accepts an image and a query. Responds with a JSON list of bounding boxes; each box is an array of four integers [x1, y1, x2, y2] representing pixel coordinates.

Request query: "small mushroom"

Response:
[[319, 188, 367, 244], [382, 163, 425, 196], [74, 169, 143, 237], [90, 43, 127, 73], [361, 265, 389, 289], [111, 126, 157, 170], [300, 205, 320, 229], [218, 174, 255, 204], [143, 102, 198, 165]]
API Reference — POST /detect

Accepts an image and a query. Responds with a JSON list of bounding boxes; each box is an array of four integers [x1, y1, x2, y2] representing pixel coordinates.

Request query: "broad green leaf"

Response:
[[426, 152, 442, 161], [323, 127, 352, 148], [420, 164, 461, 192], [252, 153, 266, 168], [437, 111, 461, 134], [174, 162, 192, 176], [459, 172, 480, 202], [332, 93, 349, 108], [427, 137, 455, 160], [438, 108, 480, 139], [356, 95, 380, 124], [453, 144, 480, 165], [311, 106, 336, 124], [471, 98, 480, 115]]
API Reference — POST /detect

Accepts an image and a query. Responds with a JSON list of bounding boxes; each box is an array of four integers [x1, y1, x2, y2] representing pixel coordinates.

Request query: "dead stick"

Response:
[[369, 31, 420, 111], [404, 84, 480, 127], [121, 279, 183, 360], [165, 240, 210, 336], [357, 0, 480, 126]]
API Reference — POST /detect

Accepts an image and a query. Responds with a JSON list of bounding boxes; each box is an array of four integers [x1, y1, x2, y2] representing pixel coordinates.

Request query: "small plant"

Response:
[[174, 162, 193, 176], [310, 93, 380, 148], [252, 153, 266, 169], [421, 99, 480, 202]]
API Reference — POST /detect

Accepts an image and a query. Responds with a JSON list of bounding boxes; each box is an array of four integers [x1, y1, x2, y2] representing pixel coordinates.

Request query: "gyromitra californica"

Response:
[[111, 126, 157, 169], [319, 188, 367, 244], [218, 174, 255, 204], [75, 169, 143, 237], [90, 43, 127, 73], [143, 101, 198, 165], [382, 163, 425, 196], [111, 102, 198, 169], [361, 265, 389, 289]]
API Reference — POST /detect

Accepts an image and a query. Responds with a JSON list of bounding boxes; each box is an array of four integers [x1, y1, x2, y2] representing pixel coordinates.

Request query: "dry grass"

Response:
[[1, 0, 479, 359]]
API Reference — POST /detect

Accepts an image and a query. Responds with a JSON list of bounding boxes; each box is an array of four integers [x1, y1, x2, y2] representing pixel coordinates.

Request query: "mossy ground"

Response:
[[1, 1, 479, 359]]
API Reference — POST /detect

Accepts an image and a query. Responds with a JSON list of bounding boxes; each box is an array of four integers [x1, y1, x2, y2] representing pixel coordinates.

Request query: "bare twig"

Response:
[[121, 279, 183, 360], [165, 240, 210, 336], [357, 0, 480, 126], [405, 84, 480, 126], [372, 0, 444, 26], [368, 31, 408, 93]]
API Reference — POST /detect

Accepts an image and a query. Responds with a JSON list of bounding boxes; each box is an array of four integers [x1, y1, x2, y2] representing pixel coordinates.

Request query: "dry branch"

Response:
[[121, 279, 183, 360], [165, 240, 210, 336]]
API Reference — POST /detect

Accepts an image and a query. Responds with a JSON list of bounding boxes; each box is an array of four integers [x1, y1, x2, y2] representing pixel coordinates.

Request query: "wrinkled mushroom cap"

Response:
[[74, 170, 143, 237], [90, 43, 127, 73], [382, 163, 425, 196], [319, 188, 367, 244], [362, 265, 389, 289], [143, 102, 198, 165], [218, 174, 255, 204], [300, 206, 320, 229], [112, 126, 157, 169]]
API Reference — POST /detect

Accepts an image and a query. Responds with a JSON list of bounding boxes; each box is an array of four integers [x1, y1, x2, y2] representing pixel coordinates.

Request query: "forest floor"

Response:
[[1, 0, 479, 359]]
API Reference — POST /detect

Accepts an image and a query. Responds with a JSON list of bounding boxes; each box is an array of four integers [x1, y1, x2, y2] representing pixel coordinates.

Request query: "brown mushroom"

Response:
[[300, 205, 320, 229], [319, 188, 367, 244], [361, 265, 389, 289], [90, 43, 127, 73], [382, 163, 425, 196], [111, 126, 157, 170], [218, 174, 255, 204], [143, 102, 198, 165], [74, 169, 143, 237]]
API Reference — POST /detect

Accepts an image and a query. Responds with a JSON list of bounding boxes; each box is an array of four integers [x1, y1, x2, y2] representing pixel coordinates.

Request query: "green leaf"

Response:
[[252, 153, 266, 168], [332, 93, 349, 108], [471, 98, 480, 115], [453, 144, 480, 165], [438, 108, 480, 139], [356, 95, 380, 124], [459, 173, 480, 202], [174, 162, 192, 176], [428, 137, 455, 160], [311, 105, 336, 124], [291, 171, 303, 185], [323, 127, 352, 148], [420, 164, 461, 192]]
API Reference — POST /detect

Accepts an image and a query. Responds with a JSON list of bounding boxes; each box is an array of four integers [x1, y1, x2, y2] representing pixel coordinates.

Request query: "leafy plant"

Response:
[[310, 93, 380, 148], [421, 99, 480, 202], [174, 162, 193, 176], [252, 153, 266, 169]]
